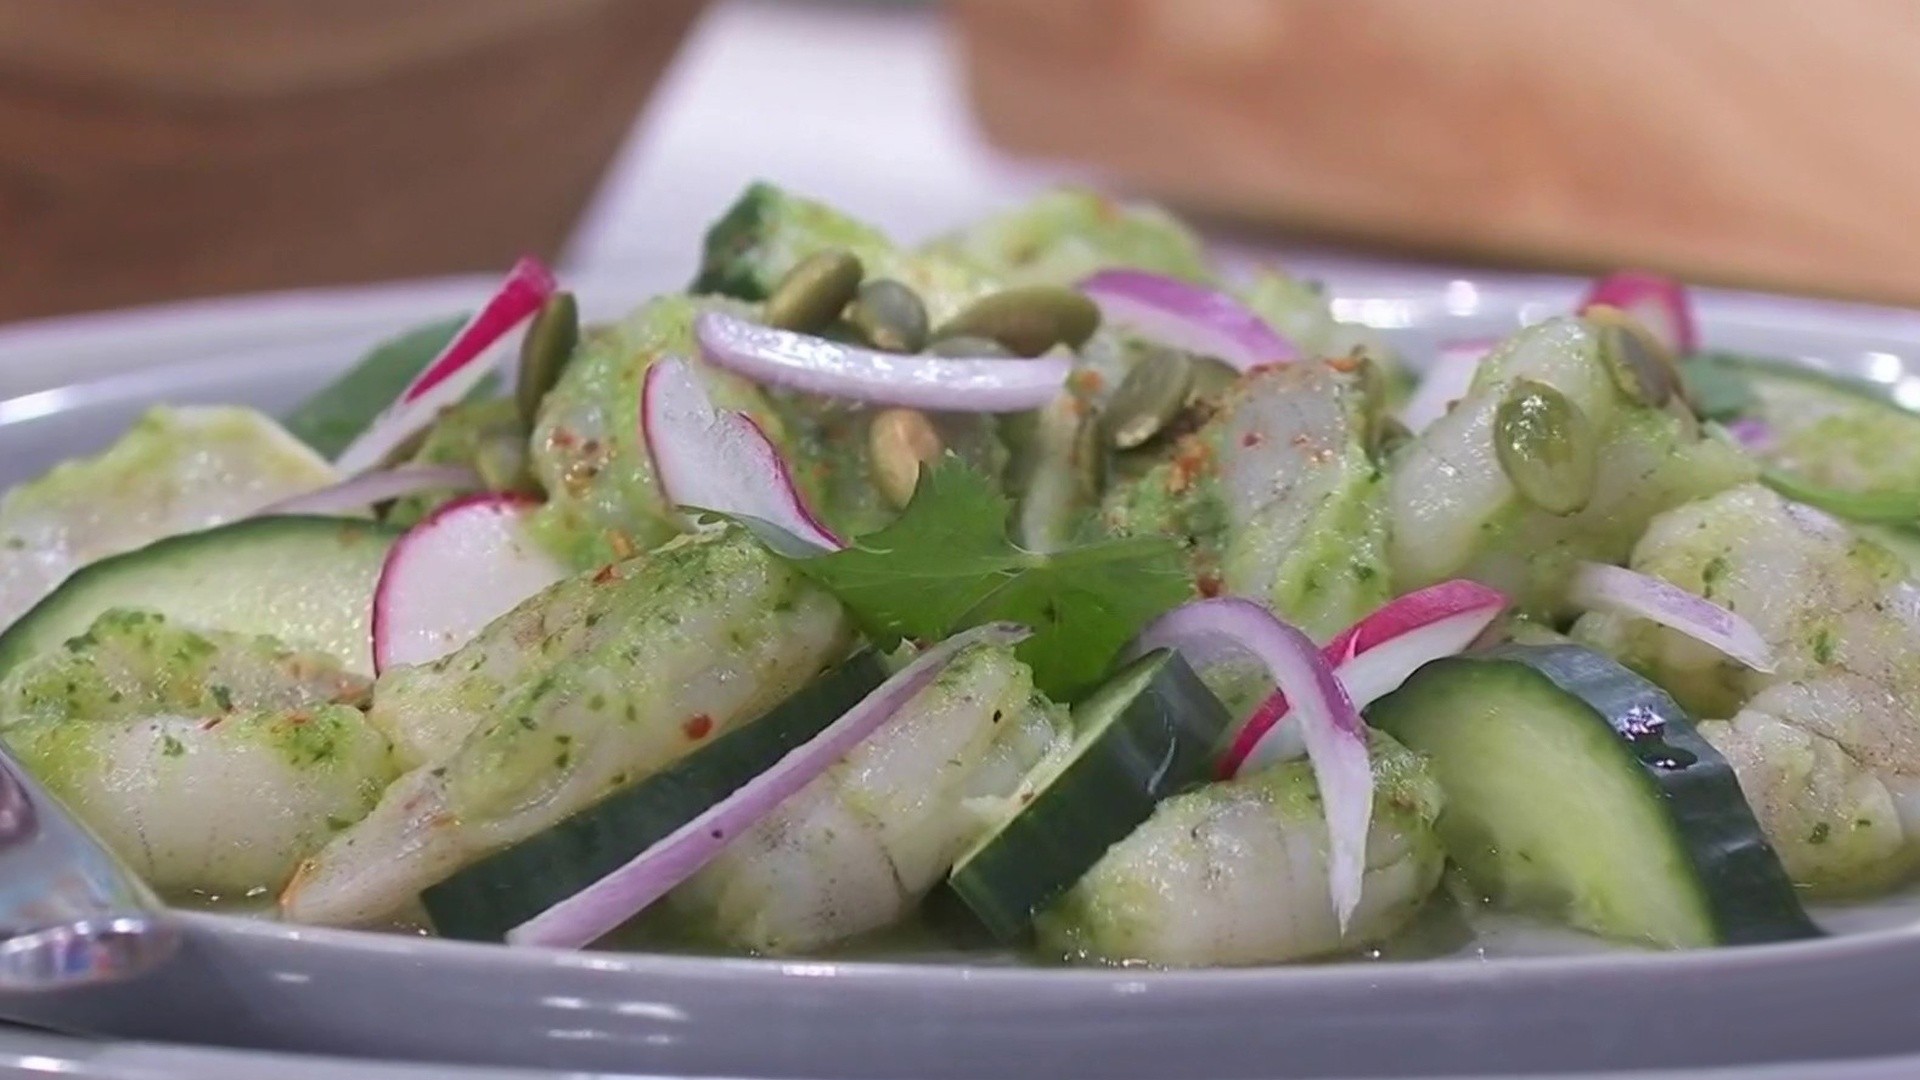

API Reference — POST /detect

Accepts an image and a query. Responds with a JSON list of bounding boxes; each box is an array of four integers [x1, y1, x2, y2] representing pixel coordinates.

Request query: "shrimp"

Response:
[[0, 406, 335, 628], [1572, 484, 1920, 892], [0, 609, 393, 896], [1036, 732, 1444, 967], [1104, 360, 1390, 641], [280, 529, 851, 927], [666, 643, 1068, 954], [1386, 318, 1753, 615]]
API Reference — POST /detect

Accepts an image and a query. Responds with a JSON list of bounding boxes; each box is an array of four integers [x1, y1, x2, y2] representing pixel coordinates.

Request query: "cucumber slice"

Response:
[[1368, 643, 1817, 949], [0, 516, 398, 678], [422, 650, 889, 942], [948, 648, 1231, 941]]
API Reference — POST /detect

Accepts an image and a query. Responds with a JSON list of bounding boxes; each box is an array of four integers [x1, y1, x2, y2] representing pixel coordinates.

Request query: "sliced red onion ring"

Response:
[[1723, 416, 1776, 453], [1223, 580, 1510, 779], [695, 311, 1067, 412], [1126, 598, 1371, 930], [509, 621, 1030, 949], [641, 356, 843, 552], [1568, 561, 1775, 673], [334, 257, 558, 475], [1578, 271, 1697, 356], [1079, 269, 1298, 372], [371, 493, 567, 672], [257, 465, 483, 517], [1400, 338, 1496, 433]]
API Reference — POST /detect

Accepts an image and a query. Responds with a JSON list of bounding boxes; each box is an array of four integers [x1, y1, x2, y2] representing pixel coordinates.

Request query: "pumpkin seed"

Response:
[[1494, 379, 1597, 516], [1007, 396, 1106, 552], [765, 250, 863, 333], [869, 408, 945, 508], [925, 334, 1013, 358], [1586, 305, 1675, 407], [845, 279, 929, 354], [515, 291, 580, 428], [1104, 349, 1196, 449], [934, 285, 1100, 357]]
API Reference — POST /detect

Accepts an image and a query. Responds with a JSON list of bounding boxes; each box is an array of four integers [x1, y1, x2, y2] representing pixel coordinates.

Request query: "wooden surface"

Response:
[[0, 0, 704, 322], [953, 0, 1920, 304]]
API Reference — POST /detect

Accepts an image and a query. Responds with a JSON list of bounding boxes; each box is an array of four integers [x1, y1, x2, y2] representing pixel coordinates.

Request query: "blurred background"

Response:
[[5, 0, 1917, 325]]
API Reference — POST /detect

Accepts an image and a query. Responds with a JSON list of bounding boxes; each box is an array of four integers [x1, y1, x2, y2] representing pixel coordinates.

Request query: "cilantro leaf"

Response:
[[779, 460, 1192, 699]]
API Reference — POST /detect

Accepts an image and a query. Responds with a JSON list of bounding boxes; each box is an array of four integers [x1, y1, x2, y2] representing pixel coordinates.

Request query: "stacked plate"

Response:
[[2, 266, 1919, 1080]]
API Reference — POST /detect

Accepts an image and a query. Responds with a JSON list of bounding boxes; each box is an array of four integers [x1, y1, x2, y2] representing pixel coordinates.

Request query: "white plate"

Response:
[[3, 268, 1920, 1080]]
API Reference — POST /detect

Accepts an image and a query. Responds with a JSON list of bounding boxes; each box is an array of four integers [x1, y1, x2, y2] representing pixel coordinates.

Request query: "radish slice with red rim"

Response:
[[508, 621, 1030, 949], [695, 311, 1069, 413], [1125, 597, 1371, 929], [1400, 338, 1495, 433], [372, 492, 568, 672], [1079, 269, 1297, 372], [1578, 271, 1697, 356], [334, 257, 558, 475], [259, 465, 483, 517], [1223, 580, 1510, 779], [1568, 561, 1775, 674], [641, 356, 843, 553]]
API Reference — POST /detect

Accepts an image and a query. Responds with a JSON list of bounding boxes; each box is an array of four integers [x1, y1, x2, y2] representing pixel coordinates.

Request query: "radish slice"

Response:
[[1578, 271, 1697, 356], [695, 311, 1069, 412], [372, 493, 567, 672], [641, 356, 843, 552], [1400, 338, 1495, 433], [334, 258, 558, 475], [1223, 580, 1511, 779], [1079, 269, 1297, 372], [509, 621, 1030, 949], [258, 465, 483, 517], [1125, 598, 1371, 930], [1568, 561, 1775, 673]]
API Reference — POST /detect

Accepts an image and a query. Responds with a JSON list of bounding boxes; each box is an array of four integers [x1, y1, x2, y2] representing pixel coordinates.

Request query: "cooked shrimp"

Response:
[[1574, 484, 1920, 892], [280, 529, 851, 927], [0, 609, 392, 895], [668, 643, 1068, 953], [1036, 732, 1444, 966]]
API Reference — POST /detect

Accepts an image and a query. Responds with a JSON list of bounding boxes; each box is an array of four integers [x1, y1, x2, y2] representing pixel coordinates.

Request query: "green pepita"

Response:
[[1495, 379, 1598, 516], [765, 250, 864, 333], [925, 334, 1014, 358], [1104, 349, 1196, 449], [1586, 305, 1676, 408], [846, 279, 930, 354], [515, 291, 580, 428], [934, 285, 1100, 357], [869, 408, 945, 509], [1371, 415, 1414, 461]]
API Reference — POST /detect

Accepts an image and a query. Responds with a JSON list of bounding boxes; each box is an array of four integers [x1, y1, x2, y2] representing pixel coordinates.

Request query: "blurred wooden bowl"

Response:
[[954, 0, 1920, 305], [0, 0, 705, 322]]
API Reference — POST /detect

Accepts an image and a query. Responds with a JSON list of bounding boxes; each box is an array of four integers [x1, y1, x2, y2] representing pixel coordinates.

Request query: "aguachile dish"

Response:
[[5, 185, 1920, 966]]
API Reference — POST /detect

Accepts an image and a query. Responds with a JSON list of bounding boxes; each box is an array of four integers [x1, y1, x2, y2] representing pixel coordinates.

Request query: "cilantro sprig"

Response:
[[743, 460, 1192, 699]]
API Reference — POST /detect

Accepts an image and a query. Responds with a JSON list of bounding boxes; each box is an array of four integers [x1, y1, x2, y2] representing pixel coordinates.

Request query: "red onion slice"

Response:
[[508, 621, 1030, 949], [1223, 581, 1510, 778], [1126, 598, 1371, 929], [1723, 416, 1776, 453], [641, 356, 843, 552], [334, 257, 558, 475], [1568, 562, 1775, 673], [257, 465, 483, 517], [695, 311, 1068, 412], [1578, 270, 1697, 356], [1400, 338, 1495, 433], [371, 493, 567, 672], [1079, 269, 1298, 372]]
